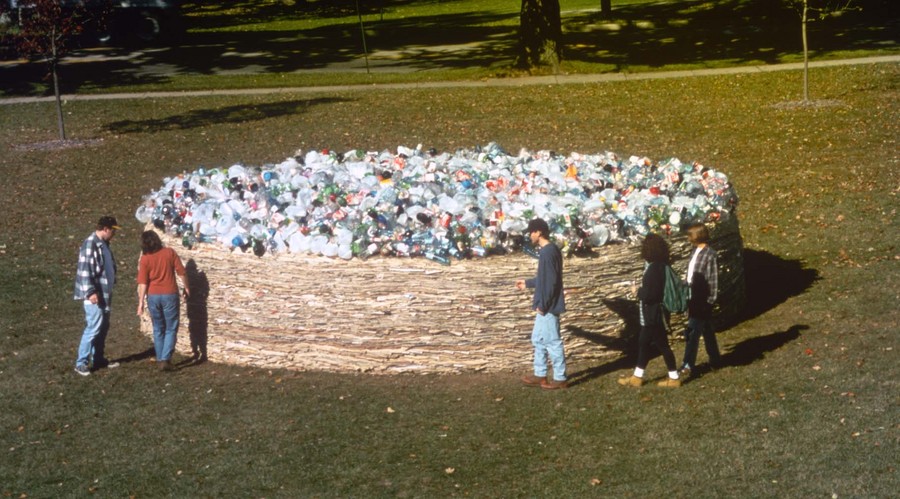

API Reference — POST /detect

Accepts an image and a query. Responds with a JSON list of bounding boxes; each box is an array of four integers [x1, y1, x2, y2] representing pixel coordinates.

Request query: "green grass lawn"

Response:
[[0, 59, 897, 496]]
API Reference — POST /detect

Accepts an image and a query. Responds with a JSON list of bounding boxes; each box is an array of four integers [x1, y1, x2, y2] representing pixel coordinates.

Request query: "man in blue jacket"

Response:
[[515, 218, 567, 390]]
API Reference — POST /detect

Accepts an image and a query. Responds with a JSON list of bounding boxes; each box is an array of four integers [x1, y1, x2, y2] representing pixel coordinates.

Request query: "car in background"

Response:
[[93, 0, 183, 45]]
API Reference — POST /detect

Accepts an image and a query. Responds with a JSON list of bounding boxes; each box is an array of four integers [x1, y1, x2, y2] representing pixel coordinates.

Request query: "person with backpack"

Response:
[[618, 233, 682, 388], [679, 223, 721, 378]]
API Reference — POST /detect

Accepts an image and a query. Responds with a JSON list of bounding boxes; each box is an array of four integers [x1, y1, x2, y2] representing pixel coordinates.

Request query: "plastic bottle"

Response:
[[424, 251, 450, 266]]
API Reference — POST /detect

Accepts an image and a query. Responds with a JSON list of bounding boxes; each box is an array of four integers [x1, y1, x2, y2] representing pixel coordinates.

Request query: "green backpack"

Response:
[[663, 265, 690, 314]]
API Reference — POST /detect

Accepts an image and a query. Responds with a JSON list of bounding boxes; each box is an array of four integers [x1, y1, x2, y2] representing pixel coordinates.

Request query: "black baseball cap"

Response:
[[98, 216, 121, 229]]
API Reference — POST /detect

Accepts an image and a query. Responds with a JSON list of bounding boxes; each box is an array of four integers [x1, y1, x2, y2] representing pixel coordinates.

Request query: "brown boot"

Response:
[[521, 374, 546, 387], [657, 378, 682, 388], [158, 360, 175, 372], [541, 378, 568, 390], [617, 375, 643, 387]]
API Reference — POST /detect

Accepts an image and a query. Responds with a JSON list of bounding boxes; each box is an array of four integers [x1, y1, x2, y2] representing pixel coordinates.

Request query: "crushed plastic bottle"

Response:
[[136, 144, 738, 262]]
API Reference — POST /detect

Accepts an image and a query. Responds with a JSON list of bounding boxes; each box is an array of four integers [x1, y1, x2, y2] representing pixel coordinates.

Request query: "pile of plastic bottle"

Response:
[[135, 143, 738, 263]]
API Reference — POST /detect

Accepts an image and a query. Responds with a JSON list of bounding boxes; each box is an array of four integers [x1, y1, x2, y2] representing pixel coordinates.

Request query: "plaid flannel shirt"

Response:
[[690, 245, 718, 305], [73, 232, 116, 311]]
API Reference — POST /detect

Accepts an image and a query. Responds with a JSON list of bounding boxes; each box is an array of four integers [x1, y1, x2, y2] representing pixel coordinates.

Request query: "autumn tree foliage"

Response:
[[516, 0, 562, 71]]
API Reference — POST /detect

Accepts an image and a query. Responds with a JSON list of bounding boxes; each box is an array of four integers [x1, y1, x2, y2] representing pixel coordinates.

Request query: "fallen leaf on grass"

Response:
[[386, 407, 395, 413], [445, 467, 455, 474], [591, 478, 603, 486]]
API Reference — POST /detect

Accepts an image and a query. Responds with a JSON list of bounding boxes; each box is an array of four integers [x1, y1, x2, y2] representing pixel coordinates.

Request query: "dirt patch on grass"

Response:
[[12, 138, 104, 152], [770, 99, 846, 110]]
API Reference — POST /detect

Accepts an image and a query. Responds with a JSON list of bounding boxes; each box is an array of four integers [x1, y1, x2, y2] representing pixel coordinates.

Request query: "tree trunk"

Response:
[[52, 62, 66, 141], [50, 27, 66, 141], [356, 0, 370, 74], [801, 0, 809, 102], [516, 0, 562, 71], [600, 0, 612, 19]]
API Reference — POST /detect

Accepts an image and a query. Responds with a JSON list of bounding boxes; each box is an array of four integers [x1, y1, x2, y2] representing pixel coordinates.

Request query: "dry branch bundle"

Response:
[[140, 216, 745, 374]]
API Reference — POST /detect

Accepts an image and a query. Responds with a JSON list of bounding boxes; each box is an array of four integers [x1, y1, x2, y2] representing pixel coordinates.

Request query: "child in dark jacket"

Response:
[[618, 233, 682, 388]]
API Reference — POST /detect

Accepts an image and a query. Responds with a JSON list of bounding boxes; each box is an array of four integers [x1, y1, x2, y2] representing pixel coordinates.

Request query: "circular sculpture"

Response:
[[138, 145, 745, 373]]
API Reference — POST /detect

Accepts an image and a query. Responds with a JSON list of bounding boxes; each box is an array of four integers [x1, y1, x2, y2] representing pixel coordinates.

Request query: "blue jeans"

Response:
[[77, 301, 110, 367], [148, 294, 180, 362], [531, 313, 566, 382], [682, 316, 720, 369]]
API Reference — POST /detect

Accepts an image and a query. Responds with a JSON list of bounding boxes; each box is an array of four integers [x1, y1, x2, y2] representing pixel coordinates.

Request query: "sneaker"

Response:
[[679, 367, 692, 379], [159, 360, 176, 372], [94, 360, 120, 370], [541, 379, 568, 390], [74, 365, 91, 376], [658, 378, 682, 388], [617, 375, 643, 387], [521, 374, 545, 387]]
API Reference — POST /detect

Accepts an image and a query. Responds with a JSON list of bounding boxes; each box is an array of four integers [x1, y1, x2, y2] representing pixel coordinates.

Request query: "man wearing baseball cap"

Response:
[[515, 218, 568, 389], [73, 216, 121, 375]]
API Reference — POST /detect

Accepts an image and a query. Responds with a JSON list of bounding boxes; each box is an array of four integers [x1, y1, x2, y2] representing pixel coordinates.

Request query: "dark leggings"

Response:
[[636, 324, 677, 372]]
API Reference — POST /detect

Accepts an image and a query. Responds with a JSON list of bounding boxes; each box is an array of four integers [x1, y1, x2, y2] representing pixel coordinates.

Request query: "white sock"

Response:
[[633, 367, 644, 378], [669, 371, 679, 380]]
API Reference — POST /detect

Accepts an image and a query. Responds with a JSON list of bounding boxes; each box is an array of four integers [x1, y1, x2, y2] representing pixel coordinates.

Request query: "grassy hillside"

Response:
[[0, 60, 897, 496]]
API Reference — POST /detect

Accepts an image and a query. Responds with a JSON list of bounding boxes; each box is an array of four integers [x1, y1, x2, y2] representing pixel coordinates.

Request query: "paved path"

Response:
[[1, 55, 897, 106]]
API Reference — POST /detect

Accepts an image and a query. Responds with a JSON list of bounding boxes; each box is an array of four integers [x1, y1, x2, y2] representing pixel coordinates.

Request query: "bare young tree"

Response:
[[9, 0, 98, 141], [516, 0, 562, 71], [791, 0, 857, 102]]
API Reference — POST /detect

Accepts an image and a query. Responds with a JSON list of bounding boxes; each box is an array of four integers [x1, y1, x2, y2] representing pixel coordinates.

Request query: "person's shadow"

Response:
[[718, 324, 808, 368], [181, 259, 210, 366], [565, 297, 640, 386], [114, 346, 155, 364]]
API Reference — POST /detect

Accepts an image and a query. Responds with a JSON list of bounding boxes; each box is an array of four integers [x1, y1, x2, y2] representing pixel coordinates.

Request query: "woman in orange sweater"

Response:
[[137, 230, 190, 371]]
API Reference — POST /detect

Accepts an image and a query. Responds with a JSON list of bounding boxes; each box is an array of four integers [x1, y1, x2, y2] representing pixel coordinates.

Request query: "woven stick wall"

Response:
[[140, 216, 745, 374]]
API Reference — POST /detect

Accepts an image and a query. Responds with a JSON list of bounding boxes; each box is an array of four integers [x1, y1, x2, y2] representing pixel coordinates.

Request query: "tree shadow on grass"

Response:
[[105, 97, 350, 134], [2, 0, 895, 98]]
